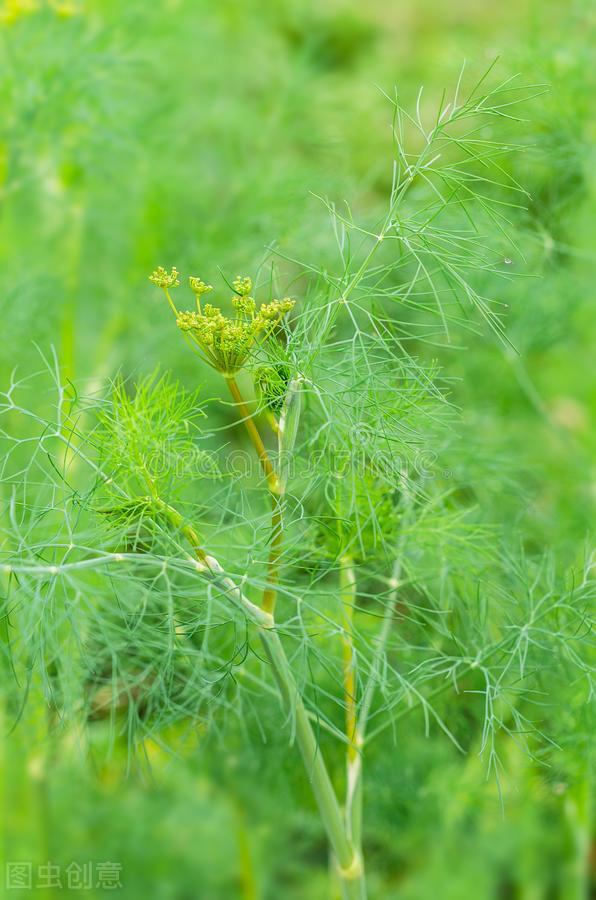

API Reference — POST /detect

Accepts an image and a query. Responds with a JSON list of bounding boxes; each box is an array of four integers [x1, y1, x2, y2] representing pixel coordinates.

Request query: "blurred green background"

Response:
[[0, 0, 594, 898]]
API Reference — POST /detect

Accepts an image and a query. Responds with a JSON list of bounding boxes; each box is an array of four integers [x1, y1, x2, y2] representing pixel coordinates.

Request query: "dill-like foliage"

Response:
[[0, 67, 592, 898]]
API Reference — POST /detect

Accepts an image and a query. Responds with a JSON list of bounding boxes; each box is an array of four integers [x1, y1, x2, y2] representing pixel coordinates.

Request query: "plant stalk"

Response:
[[339, 555, 364, 856], [225, 376, 279, 494], [262, 498, 283, 615], [225, 375, 285, 617], [259, 626, 366, 900], [216, 377, 366, 894]]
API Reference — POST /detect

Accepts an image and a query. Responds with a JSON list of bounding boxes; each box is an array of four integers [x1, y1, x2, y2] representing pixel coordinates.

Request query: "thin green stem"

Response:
[[340, 556, 358, 762], [343, 543, 408, 871], [225, 375, 283, 617], [163, 287, 178, 316], [339, 555, 364, 865], [151, 496, 208, 564], [225, 376, 279, 494], [259, 627, 366, 899], [307, 177, 413, 364], [262, 498, 283, 615], [357, 557, 403, 741], [154, 492, 365, 897], [147, 371, 364, 893]]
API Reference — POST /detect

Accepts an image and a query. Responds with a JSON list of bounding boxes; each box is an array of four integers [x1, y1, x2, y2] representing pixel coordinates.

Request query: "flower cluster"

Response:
[[149, 266, 294, 375], [189, 277, 213, 297], [232, 275, 252, 296], [176, 295, 294, 375], [149, 266, 180, 290]]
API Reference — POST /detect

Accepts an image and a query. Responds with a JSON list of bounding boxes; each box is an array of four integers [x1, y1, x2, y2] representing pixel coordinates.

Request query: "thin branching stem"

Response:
[[259, 626, 366, 900], [136, 376, 366, 892], [224, 374, 283, 618], [340, 555, 358, 761], [225, 375, 279, 495], [262, 500, 283, 615], [339, 554, 364, 870], [139, 492, 366, 896]]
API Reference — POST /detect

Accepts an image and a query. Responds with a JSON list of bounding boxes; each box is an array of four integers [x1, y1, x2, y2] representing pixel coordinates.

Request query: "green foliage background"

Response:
[[0, 0, 593, 898]]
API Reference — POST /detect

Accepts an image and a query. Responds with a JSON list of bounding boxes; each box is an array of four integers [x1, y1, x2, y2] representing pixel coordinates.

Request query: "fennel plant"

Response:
[[1, 68, 592, 900]]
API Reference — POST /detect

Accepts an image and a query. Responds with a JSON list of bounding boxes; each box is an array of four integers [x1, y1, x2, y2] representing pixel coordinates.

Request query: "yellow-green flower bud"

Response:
[[149, 266, 180, 289], [232, 275, 252, 296], [258, 298, 295, 321], [176, 311, 200, 332], [161, 269, 295, 376], [189, 276, 213, 296], [232, 295, 256, 316]]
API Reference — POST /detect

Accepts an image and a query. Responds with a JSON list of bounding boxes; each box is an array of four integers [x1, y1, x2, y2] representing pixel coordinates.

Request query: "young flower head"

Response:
[[177, 296, 294, 375], [259, 299, 294, 320], [232, 294, 256, 316], [149, 267, 295, 375], [149, 266, 180, 290], [232, 275, 252, 296], [189, 276, 213, 298]]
